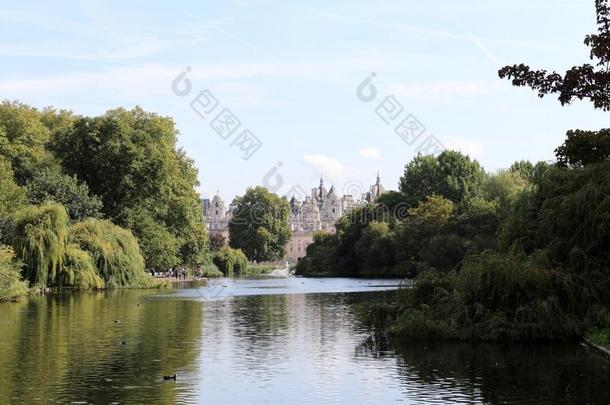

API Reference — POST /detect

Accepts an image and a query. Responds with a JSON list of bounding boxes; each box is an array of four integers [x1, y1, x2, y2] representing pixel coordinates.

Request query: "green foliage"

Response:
[[483, 170, 528, 211], [355, 222, 396, 277], [408, 195, 455, 226], [295, 232, 341, 276], [200, 263, 223, 278], [52, 107, 209, 269], [0, 157, 26, 218], [0, 101, 58, 184], [228, 186, 291, 262], [124, 208, 180, 271], [509, 160, 536, 181], [26, 171, 103, 221], [209, 232, 226, 252], [12, 202, 68, 288], [212, 246, 248, 276], [555, 128, 610, 167], [0, 245, 28, 300], [178, 221, 209, 268], [62, 243, 105, 289], [375, 191, 411, 220], [398, 154, 440, 203], [399, 150, 486, 204], [499, 0, 610, 111], [455, 253, 586, 341], [68, 219, 153, 288], [242, 262, 277, 276]]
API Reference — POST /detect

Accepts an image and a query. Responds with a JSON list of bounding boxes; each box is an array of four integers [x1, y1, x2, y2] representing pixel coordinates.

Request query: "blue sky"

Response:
[[0, 0, 607, 201]]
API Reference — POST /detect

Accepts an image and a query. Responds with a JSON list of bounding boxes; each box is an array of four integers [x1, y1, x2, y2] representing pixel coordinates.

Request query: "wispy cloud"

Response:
[[359, 148, 381, 159], [302, 153, 346, 179]]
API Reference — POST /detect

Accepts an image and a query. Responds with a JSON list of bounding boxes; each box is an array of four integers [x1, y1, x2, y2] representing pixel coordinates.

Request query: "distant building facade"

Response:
[[201, 174, 386, 263]]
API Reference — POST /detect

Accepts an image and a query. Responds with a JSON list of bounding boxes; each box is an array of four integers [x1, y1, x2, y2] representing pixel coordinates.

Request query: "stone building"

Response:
[[202, 174, 386, 263]]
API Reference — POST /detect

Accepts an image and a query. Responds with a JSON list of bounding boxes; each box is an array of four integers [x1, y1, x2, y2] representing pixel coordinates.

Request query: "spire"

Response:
[[376, 170, 380, 185], [319, 172, 324, 187]]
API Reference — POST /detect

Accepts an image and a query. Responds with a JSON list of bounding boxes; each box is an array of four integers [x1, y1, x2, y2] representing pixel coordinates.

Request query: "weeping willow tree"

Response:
[[68, 219, 154, 288], [0, 245, 28, 300], [62, 244, 105, 289], [12, 202, 68, 288]]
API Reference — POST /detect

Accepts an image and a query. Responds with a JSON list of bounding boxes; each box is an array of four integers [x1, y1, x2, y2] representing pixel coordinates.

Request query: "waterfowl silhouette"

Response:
[[163, 374, 177, 381]]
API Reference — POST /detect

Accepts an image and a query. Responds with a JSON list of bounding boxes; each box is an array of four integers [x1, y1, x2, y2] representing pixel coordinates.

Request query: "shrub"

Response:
[[212, 246, 247, 276], [0, 245, 28, 300]]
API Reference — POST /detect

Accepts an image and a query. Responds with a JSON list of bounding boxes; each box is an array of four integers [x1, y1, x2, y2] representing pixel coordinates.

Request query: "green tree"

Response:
[[498, 0, 610, 111], [555, 129, 610, 167], [228, 186, 291, 262], [68, 218, 152, 288], [399, 151, 486, 204], [12, 202, 68, 288], [52, 107, 208, 268], [398, 154, 440, 203], [26, 171, 103, 221]]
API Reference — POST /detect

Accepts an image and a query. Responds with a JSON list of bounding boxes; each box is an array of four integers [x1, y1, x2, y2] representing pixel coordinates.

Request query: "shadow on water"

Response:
[[356, 332, 610, 404]]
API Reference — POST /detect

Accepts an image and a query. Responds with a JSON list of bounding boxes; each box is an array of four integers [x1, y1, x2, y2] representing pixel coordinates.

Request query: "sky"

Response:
[[0, 0, 607, 201]]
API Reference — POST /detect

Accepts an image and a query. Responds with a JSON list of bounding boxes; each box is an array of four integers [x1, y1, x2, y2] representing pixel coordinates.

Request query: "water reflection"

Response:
[[0, 279, 609, 404], [0, 290, 203, 404]]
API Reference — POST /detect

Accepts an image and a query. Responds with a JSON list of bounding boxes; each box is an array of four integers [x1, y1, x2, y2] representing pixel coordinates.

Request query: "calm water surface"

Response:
[[0, 277, 609, 404]]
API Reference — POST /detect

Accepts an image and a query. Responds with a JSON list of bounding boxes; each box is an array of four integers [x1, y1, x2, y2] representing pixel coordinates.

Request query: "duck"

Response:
[[163, 374, 177, 381], [120, 341, 127, 345]]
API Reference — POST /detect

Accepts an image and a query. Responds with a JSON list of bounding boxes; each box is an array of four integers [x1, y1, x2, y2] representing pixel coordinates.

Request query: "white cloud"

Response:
[[302, 153, 346, 179], [442, 136, 484, 157], [359, 148, 381, 159], [389, 81, 494, 99]]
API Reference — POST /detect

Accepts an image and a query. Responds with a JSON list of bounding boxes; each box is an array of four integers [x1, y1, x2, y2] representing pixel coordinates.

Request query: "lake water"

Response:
[[0, 277, 609, 404]]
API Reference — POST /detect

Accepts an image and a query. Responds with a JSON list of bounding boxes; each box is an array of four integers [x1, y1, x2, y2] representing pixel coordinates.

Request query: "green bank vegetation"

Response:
[[0, 104, 210, 298], [302, 0, 610, 342]]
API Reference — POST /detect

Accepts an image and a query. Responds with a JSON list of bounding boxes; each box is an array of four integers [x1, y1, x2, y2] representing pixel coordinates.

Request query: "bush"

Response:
[[0, 245, 28, 300], [212, 246, 247, 276], [200, 263, 223, 278]]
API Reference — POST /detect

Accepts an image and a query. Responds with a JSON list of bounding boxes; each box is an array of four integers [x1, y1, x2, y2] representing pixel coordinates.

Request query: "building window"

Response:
[[215, 210, 219, 215]]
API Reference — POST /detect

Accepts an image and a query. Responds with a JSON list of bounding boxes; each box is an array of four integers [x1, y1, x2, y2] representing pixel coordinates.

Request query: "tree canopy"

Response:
[[228, 186, 291, 262], [399, 151, 486, 204]]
